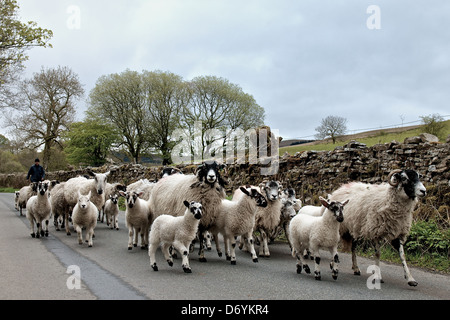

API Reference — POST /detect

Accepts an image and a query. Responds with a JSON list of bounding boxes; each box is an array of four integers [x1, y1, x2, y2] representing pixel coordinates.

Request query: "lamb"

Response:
[[149, 160, 227, 262], [281, 188, 302, 212], [14, 191, 20, 211], [210, 185, 268, 265], [104, 194, 120, 230], [63, 170, 110, 235], [329, 169, 426, 287], [71, 191, 98, 247], [17, 183, 37, 216], [149, 200, 203, 273], [289, 196, 349, 281], [119, 190, 151, 250], [267, 198, 297, 245], [99, 182, 126, 222], [126, 179, 155, 201], [26, 181, 52, 238], [235, 180, 282, 258]]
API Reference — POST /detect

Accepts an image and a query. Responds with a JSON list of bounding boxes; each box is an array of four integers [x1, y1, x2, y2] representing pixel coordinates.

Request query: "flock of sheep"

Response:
[[13, 161, 427, 287]]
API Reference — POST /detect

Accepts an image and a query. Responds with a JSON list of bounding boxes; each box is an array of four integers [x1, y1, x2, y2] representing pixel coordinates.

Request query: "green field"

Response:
[[280, 120, 450, 155]]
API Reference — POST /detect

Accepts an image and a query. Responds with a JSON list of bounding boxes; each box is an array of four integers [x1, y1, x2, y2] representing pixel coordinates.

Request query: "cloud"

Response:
[[13, 0, 450, 141]]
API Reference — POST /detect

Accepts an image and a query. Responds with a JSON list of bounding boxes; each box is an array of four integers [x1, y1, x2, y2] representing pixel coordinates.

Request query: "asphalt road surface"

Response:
[[1, 192, 449, 303]]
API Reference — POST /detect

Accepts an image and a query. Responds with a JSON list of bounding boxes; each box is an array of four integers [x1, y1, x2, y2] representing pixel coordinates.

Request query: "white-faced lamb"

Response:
[[289, 196, 349, 281], [149, 200, 203, 273], [71, 191, 98, 247], [119, 190, 151, 250], [149, 160, 227, 262], [63, 170, 110, 235], [210, 185, 268, 265], [104, 194, 120, 230], [99, 182, 126, 222], [26, 181, 52, 238], [329, 169, 426, 286]]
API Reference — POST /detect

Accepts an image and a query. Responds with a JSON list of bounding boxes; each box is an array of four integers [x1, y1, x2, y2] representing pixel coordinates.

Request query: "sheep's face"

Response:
[[78, 191, 92, 210], [390, 169, 426, 200], [281, 199, 296, 219], [184, 200, 202, 220], [37, 181, 49, 196], [88, 170, 110, 195], [262, 181, 281, 202], [196, 161, 225, 185], [320, 196, 348, 223], [122, 191, 143, 209], [239, 186, 268, 208], [161, 167, 182, 178], [109, 194, 119, 205]]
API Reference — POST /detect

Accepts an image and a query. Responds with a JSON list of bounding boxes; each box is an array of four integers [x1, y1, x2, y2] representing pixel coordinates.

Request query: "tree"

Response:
[[6, 66, 84, 169], [420, 113, 445, 139], [64, 120, 120, 167], [315, 115, 348, 144], [181, 75, 265, 160], [142, 70, 188, 165], [88, 70, 148, 164], [0, 0, 53, 107]]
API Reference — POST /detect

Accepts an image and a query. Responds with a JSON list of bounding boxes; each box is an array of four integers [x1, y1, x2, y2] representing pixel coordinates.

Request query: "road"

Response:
[[0, 192, 449, 303]]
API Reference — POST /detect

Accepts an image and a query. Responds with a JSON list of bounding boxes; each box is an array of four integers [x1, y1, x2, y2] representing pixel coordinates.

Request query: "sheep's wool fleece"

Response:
[[149, 174, 225, 228], [64, 177, 105, 210], [331, 182, 417, 242]]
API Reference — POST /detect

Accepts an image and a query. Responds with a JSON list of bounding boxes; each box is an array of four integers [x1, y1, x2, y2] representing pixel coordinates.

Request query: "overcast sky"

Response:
[[15, 0, 450, 140]]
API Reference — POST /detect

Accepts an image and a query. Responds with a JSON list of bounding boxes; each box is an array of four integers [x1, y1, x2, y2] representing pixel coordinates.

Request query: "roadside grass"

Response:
[[0, 187, 16, 193], [280, 120, 450, 155]]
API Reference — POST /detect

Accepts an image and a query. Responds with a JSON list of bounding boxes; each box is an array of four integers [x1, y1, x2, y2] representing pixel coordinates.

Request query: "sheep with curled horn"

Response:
[[329, 169, 426, 287]]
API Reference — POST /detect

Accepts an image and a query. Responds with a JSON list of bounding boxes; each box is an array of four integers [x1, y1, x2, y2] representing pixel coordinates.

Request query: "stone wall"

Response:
[[2, 135, 449, 225]]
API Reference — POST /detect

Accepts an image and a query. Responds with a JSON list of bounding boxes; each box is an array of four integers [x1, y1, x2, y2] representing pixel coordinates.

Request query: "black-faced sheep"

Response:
[[149, 200, 203, 273], [330, 169, 426, 286]]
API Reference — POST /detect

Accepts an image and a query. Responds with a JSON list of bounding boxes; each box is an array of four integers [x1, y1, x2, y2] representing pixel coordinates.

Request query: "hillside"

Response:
[[280, 120, 450, 155]]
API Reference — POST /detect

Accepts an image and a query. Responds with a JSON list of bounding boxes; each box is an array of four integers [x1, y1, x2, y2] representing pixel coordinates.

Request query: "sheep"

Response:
[[119, 190, 151, 250], [49, 182, 67, 232], [26, 181, 52, 238], [71, 190, 98, 247], [329, 169, 426, 287], [160, 166, 182, 179], [298, 194, 332, 217], [63, 170, 110, 235], [267, 198, 297, 245], [126, 179, 155, 201], [281, 188, 302, 212], [17, 183, 37, 216], [289, 196, 349, 281], [14, 191, 20, 211], [99, 182, 126, 222], [149, 200, 203, 273], [149, 160, 227, 262], [104, 194, 120, 230], [209, 185, 268, 265], [235, 180, 282, 258]]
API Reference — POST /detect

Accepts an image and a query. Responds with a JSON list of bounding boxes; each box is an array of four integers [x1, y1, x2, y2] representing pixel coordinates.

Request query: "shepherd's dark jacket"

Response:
[[27, 164, 45, 183]]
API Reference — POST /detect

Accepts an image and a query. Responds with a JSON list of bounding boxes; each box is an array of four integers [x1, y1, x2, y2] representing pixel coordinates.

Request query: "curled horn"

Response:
[[388, 169, 403, 187]]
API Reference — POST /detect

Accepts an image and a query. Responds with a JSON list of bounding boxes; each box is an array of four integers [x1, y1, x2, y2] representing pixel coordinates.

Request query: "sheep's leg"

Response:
[[244, 233, 258, 263], [212, 231, 222, 258], [139, 227, 147, 249], [160, 242, 173, 267], [224, 236, 231, 261], [148, 242, 159, 271], [374, 241, 384, 283], [65, 209, 71, 236], [329, 247, 339, 280], [351, 239, 361, 275], [133, 227, 140, 247], [114, 214, 119, 230], [229, 236, 238, 265], [44, 219, 49, 237], [197, 227, 207, 262], [392, 238, 418, 287], [127, 227, 134, 250], [75, 225, 83, 245], [36, 221, 42, 238], [258, 229, 270, 257], [28, 215, 36, 238], [54, 214, 61, 231], [295, 245, 311, 275], [173, 240, 191, 273], [87, 228, 94, 247]]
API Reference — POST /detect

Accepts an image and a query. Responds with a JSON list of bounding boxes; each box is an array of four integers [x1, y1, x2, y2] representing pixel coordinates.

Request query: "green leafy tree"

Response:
[[0, 0, 53, 107], [420, 113, 445, 139], [64, 120, 120, 167]]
